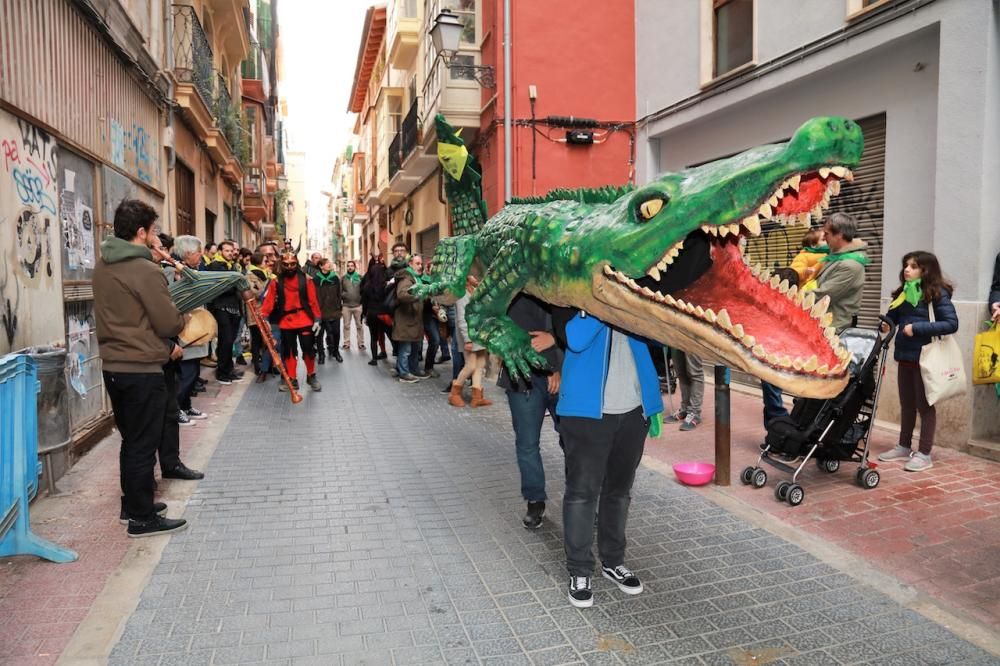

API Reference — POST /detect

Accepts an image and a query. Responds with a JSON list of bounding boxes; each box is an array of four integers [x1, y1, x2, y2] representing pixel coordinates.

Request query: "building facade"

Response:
[[636, 0, 1000, 453], [0, 0, 283, 482]]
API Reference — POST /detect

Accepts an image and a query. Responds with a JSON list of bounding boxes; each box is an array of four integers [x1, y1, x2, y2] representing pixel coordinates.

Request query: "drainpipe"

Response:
[[165, 2, 176, 173], [502, 0, 512, 204]]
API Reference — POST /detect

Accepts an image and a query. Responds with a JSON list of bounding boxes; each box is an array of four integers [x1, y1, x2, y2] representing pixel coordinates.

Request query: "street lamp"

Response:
[[430, 10, 495, 88]]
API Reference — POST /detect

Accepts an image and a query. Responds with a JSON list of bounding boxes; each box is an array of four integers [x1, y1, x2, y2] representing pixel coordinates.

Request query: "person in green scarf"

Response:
[[314, 258, 344, 364], [810, 213, 870, 332], [341, 260, 365, 352], [878, 251, 958, 472], [392, 254, 426, 382]]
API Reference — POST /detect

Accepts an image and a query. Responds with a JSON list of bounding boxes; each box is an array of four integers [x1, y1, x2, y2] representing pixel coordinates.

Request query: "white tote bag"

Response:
[[919, 302, 966, 406]]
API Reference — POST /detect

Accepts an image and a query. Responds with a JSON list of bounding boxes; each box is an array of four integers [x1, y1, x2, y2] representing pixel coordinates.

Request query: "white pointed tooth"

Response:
[[812, 205, 823, 219], [788, 175, 801, 191], [778, 279, 790, 295], [685, 302, 697, 314], [830, 180, 841, 196], [768, 194, 780, 207], [811, 295, 830, 318], [820, 312, 834, 328], [656, 259, 668, 271], [603, 265, 613, 275], [653, 291, 666, 302], [798, 212, 811, 226], [769, 275, 781, 289], [641, 286, 655, 298], [647, 266, 661, 281], [824, 326, 836, 341], [831, 166, 847, 177], [751, 262, 762, 277], [675, 298, 687, 310], [716, 308, 733, 331], [819, 167, 831, 179], [743, 216, 761, 236], [732, 323, 744, 339], [664, 294, 677, 305], [694, 305, 705, 318], [766, 352, 780, 365], [774, 188, 785, 200], [729, 223, 741, 236], [792, 357, 805, 371], [787, 285, 798, 301], [837, 348, 851, 360], [615, 271, 627, 282], [663, 254, 675, 265], [742, 334, 756, 348], [626, 279, 638, 290], [833, 335, 842, 348], [675, 240, 684, 250], [774, 214, 785, 227], [703, 308, 717, 323], [779, 355, 793, 369], [718, 224, 731, 238], [817, 363, 830, 375], [803, 355, 819, 372], [801, 292, 816, 310], [844, 169, 854, 182], [758, 203, 772, 219], [760, 267, 773, 282], [750, 344, 764, 359]]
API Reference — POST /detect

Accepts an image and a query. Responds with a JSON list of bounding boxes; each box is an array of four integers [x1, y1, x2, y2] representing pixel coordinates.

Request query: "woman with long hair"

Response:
[[878, 251, 959, 472]]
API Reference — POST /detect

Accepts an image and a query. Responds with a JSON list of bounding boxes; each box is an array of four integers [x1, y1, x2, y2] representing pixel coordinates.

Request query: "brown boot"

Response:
[[470, 387, 493, 408], [447, 382, 466, 407]]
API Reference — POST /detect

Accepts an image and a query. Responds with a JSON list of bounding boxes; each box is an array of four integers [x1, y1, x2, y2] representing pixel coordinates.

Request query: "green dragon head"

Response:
[[532, 117, 865, 398]]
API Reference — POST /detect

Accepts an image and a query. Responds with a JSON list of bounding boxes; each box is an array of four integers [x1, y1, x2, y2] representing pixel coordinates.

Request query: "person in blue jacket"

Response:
[[555, 310, 664, 608], [878, 251, 959, 472]]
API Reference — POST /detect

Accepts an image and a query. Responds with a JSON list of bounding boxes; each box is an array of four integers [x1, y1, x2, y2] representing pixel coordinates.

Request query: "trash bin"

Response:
[[16, 346, 70, 499]]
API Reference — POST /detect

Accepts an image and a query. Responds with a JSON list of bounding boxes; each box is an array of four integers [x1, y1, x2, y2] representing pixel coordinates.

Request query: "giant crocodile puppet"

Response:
[[413, 115, 864, 399]]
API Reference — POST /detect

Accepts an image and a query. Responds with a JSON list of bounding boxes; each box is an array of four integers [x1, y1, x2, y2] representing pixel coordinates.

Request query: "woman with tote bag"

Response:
[[878, 251, 960, 472]]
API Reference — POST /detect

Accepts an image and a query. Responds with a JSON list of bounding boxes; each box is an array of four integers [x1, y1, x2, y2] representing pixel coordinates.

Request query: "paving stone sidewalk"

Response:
[[108, 351, 998, 665]]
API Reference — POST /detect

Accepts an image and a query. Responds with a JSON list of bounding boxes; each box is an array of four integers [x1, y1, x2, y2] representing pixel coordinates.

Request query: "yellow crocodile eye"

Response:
[[639, 198, 664, 220]]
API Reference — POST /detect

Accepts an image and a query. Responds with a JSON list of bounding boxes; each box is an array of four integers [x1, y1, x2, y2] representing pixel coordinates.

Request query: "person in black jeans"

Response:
[[204, 240, 243, 384], [159, 358, 204, 481], [361, 253, 392, 366], [95, 199, 188, 537]]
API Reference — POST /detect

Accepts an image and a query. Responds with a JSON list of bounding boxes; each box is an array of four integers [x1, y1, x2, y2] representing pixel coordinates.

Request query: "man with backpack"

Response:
[[260, 251, 323, 392]]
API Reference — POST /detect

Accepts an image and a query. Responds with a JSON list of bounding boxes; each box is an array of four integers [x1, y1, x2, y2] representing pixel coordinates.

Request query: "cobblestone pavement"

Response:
[[108, 350, 997, 665]]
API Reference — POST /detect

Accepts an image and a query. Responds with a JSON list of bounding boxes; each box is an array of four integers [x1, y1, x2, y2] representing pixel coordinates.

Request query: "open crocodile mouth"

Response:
[[602, 167, 855, 378]]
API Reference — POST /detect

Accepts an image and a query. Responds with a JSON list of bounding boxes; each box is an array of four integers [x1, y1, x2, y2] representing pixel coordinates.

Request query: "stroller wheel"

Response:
[[740, 466, 755, 485], [817, 458, 840, 473], [786, 484, 805, 506], [751, 468, 768, 489], [775, 481, 791, 501], [861, 469, 880, 489]]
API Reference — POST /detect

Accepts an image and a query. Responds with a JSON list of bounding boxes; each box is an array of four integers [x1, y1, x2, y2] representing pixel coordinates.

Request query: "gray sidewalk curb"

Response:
[[640, 454, 1000, 659], [56, 380, 250, 666]]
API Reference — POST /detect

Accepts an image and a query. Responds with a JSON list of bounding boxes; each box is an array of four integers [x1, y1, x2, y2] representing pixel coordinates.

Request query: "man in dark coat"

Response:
[[314, 258, 343, 363], [392, 254, 425, 382]]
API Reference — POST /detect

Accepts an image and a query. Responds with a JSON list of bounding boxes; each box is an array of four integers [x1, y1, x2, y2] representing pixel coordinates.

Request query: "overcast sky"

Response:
[[278, 0, 372, 224]]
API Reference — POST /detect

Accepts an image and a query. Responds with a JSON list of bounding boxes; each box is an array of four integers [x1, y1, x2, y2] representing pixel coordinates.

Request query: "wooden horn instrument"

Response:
[[152, 246, 303, 404]]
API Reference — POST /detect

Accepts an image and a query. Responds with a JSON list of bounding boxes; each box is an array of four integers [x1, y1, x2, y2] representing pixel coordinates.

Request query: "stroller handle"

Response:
[[878, 315, 897, 348]]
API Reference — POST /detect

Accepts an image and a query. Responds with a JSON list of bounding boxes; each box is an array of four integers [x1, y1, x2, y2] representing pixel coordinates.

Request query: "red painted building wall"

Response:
[[478, 0, 636, 215]]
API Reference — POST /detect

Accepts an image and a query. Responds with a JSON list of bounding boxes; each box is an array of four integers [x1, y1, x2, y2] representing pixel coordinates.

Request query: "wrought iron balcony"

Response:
[[388, 131, 403, 180], [401, 101, 418, 162], [172, 5, 215, 108]]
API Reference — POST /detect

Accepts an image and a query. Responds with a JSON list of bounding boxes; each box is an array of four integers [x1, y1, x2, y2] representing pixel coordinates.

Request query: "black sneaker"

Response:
[[162, 463, 204, 480], [334, 353, 343, 363], [568, 576, 593, 608], [306, 374, 322, 392], [119, 500, 167, 525], [216, 374, 233, 385], [367, 360, 379, 366], [127, 515, 188, 538], [601, 564, 643, 595], [377, 352, 387, 360], [522, 501, 545, 529]]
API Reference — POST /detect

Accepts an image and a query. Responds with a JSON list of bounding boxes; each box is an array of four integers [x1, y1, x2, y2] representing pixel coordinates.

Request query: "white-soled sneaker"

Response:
[[568, 576, 593, 608], [878, 446, 913, 462], [904, 452, 933, 472], [601, 564, 643, 595]]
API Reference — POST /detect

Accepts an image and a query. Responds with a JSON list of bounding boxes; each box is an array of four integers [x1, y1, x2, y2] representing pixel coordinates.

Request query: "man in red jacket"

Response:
[[261, 252, 323, 392]]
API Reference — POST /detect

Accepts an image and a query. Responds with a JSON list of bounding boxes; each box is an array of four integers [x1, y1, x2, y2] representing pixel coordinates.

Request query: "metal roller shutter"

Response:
[[744, 113, 886, 329], [419, 225, 440, 266]]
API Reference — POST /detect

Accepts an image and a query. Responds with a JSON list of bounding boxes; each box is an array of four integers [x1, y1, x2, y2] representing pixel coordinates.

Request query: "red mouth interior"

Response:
[[673, 239, 839, 367], [774, 174, 828, 215]]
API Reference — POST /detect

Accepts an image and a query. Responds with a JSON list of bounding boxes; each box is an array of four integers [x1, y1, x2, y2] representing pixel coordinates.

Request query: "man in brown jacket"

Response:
[[95, 199, 189, 538], [392, 254, 425, 382]]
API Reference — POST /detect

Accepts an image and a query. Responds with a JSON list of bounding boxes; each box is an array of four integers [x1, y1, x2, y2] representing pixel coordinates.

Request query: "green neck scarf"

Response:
[[802, 245, 829, 254], [822, 250, 870, 266], [889, 279, 922, 310], [343, 270, 361, 284], [405, 266, 420, 281], [316, 271, 338, 285]]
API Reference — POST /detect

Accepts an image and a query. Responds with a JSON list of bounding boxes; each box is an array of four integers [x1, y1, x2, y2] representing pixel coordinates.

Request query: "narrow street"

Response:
[[85, 351, 995, 665]]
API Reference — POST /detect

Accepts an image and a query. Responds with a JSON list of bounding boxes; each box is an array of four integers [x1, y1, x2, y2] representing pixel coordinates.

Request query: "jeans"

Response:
[[408, 340, 422, 375], [104, 371, 166, 521], [761, 380, 789, 425], [560, 407, 648, 576], [160, 362, 182, 473], [451, 332, 465, 380], [396, 340, 415, 376], [249, 325, 264, 372], [505, 374, 559, 502], [423, 318, 440, 374], [212, 309, 239, 378], [176, 358, 201, 412], [259, 322, 282, 374]]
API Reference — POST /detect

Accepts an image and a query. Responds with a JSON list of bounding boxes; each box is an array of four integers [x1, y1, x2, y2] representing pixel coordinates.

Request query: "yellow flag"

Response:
[[438, 142, 469, 181]]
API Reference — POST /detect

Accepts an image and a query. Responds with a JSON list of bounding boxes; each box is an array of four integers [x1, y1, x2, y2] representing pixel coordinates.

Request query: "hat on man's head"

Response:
[[179, 307, 218, 348]]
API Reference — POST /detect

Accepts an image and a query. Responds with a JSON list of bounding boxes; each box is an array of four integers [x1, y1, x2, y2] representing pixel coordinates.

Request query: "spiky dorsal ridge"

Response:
[[508, 184, 635, 206]]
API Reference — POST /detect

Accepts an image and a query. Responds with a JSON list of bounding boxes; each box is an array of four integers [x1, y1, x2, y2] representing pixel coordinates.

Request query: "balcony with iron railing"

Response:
[[173, 4, 215, 108], [388, 131, 404, 180]]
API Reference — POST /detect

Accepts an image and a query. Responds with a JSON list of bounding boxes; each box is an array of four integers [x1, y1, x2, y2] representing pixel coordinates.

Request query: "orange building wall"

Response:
[[478, 0, 636, 215]]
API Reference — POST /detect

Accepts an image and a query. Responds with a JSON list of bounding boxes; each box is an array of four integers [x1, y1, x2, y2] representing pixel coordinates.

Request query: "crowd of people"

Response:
[[95, 198, 984, 607]]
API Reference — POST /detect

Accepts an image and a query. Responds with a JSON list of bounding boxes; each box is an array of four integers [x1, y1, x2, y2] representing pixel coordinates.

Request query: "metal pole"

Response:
[[714, 365, 731, 486], [502, 0, 512, 203]]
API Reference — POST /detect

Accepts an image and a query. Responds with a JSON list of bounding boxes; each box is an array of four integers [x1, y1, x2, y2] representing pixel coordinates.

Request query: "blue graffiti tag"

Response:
[[12, 167, 56, 214]]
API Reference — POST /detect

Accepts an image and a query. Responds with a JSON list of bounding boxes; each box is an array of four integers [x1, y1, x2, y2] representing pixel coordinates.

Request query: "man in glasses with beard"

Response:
[[260, 252, 323, 392]]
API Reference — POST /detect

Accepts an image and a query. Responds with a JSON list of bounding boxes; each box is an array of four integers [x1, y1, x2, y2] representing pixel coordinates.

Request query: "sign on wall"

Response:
[[0, 109, 65, 354]]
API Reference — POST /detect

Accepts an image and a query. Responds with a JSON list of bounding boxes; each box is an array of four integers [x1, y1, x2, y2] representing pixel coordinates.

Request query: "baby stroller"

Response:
[[740, 316, 897, 506]]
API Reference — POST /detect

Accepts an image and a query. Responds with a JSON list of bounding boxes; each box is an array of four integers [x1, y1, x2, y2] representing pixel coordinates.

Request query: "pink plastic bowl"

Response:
[[673, 461, 716, 486]]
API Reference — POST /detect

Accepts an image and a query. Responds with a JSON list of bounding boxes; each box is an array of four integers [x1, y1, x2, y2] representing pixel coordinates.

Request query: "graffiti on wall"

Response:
[[1, 112, 63, 354], [108, 118, 157, 185], [60, 169, 95, 271]]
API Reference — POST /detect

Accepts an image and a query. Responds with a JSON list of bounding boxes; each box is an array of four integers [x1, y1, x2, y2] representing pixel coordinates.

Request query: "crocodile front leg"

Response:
[[466, 240, 548, 380], [409, 235, 479, 302]]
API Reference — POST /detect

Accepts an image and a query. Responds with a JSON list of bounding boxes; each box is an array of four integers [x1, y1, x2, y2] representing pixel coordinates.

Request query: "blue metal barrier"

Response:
[[0, 354, 77, 563]]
